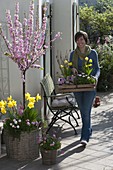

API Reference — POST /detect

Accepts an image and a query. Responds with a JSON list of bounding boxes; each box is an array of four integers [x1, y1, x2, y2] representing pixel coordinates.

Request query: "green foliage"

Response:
[[79, 5, 95, 37], [74, 74, 96, 85], [56, 54, 72, 78], [82, 57, 93, 76], [1, 93, 42, 138], [73, 57, 96, 85], [79, 1, 113, 43], [95, 0, 113, 13], [4, 107, 42, 138], [79, 1, 113, 91], [95, 37, 113, 91]]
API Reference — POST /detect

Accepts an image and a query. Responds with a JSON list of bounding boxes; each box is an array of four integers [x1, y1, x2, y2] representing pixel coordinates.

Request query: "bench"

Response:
[[40, 73, 80, 135]]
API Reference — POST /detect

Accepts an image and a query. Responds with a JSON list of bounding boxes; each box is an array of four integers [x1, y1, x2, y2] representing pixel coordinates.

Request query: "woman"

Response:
[[70, 31, 100, 146]]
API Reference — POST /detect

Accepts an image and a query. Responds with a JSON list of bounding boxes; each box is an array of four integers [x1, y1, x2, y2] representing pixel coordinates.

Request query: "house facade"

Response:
[[0, 0, 79, 113]]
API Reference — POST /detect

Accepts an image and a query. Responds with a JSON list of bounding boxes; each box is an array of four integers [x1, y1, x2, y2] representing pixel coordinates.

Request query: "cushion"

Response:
[[51, 94, 76, 108]]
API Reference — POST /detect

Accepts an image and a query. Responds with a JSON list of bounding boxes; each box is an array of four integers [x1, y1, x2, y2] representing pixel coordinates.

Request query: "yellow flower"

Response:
[[64, 60, 68, 64], [89, 59, 92, 63], [60, 65, 64, 68], [88, 64, 92, 67], [7, 95, 12, 101], [28, 97, 35, 103], [36, 94, 41, 101], [25, 92, 31, 100], [85, 57, 88, 61], [68, 62, 72, 66], [1, 107, 6, 114], [8, 101, 14, 108], [4, 101, 7, 106], [28, 102, 34, 109], [0, 100, 5, 108], [12, 100, 17, 107]]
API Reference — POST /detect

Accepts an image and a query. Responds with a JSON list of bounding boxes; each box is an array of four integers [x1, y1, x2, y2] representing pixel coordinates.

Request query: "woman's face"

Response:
[[76, 36, 86, 49]]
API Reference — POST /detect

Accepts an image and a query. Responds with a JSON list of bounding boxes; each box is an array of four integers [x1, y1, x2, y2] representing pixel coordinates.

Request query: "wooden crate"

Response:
[[57, 84, 96, 93]]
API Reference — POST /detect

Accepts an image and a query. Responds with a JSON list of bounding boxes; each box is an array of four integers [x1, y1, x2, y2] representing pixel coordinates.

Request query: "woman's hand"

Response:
[[91, 76, 98, 86], [72, 68, 78, 75]]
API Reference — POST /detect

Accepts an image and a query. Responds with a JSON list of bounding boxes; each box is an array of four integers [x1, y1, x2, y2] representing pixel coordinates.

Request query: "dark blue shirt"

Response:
[[69, 49, 100, 80]]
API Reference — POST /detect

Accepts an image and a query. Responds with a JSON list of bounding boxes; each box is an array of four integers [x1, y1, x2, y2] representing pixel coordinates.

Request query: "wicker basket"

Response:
[[4, 129, 40, 161], [40, 149, 58, 165]]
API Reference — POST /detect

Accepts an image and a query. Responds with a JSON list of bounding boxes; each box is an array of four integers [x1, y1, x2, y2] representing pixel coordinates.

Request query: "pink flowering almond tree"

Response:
[[0, 0, 61, 108]]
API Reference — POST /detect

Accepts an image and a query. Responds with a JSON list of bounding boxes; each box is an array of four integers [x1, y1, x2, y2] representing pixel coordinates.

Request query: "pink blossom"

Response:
[[26, 121, 30, 126], [31, 122, 36, 125], [0, 0, 61, 85], [50, 142, 55, 146], [18, 104, 24, 115]]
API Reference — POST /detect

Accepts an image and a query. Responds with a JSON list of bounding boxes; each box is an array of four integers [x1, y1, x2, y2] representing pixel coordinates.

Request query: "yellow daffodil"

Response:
[[28, 102, 34, 109], [0, 100, 5, 108], [28, 97, 35, 103], [36, 94, 41, 101], [0, 91, 42, 139], [68, 62, 72, 66], [89, 59, 92, 63], [88, 64, 92, 67], [25, 92, 31, 100], [8, 101, 14, 108], [64, 60, 68, 64], [12, 100, 17, 107], [1, 107, 6, 114], [59, 60, 72, 78], [83, 57, 93, 76], [4, 101, 7, 106], [7, 95, 12, 101], [0, 93, 41, 118], [85, 57, 88, 61], [60, 65, 64, 68]]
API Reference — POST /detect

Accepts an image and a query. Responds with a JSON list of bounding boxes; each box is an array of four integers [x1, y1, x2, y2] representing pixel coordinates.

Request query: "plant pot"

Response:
[[40, 148, 58, 165], [4, 129, 40, 161]]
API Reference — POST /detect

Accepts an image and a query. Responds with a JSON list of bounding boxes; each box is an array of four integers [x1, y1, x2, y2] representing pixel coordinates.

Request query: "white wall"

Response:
[[0, 0, 44, 102], [52, 0, 74, 55], [50, 0, 77, 81], [0, 0, 79, 118]]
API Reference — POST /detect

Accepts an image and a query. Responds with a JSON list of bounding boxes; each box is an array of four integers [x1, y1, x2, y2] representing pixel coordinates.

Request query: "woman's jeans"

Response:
[[74, 90, 96, 142]]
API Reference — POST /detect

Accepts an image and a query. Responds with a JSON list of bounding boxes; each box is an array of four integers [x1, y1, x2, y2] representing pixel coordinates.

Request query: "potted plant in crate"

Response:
[[0, 0, 61, 160], [56, 53, 96, 87], [38, 129, 61, 165], [56, 52, 74, 85], [0, 93, 42, 160], [75, 57, 96, 86]]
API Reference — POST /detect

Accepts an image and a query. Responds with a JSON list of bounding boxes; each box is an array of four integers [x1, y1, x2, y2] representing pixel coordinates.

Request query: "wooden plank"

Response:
[[57, 84, 96, 93], [58, 84, 95, 89], [58, 87, 95, 93]]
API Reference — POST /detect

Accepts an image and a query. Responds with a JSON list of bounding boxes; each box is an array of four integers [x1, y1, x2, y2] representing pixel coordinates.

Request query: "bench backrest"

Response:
[[40, 73, 55, 97]]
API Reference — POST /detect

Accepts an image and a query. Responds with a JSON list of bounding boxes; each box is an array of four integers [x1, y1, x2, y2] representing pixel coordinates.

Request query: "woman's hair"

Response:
[[75, 31, 89, 44]]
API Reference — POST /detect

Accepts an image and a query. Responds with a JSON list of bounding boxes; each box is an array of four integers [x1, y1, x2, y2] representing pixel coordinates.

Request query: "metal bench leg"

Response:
[[46, 111, 61, 133], [73, 108, 80, 119], [69, 111, 79, 127]]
